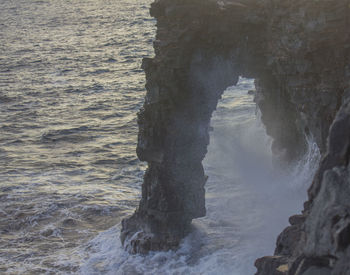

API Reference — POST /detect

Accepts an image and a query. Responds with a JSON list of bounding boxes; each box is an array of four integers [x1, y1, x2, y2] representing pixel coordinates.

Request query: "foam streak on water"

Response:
[[80, 78, 320, 274]]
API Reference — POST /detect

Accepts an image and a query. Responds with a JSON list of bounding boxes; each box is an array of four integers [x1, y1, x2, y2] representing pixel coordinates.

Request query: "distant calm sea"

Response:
[[0, 1, 320, 274]]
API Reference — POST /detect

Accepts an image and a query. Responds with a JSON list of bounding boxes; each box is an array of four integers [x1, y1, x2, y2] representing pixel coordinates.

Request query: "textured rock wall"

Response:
[[121, 0, 350, 274], [253, 1, 350, 274]]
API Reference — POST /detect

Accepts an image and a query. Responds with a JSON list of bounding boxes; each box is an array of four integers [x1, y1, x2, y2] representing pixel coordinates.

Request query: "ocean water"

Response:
[[0, 0, 154, 273], [0, 1, 320, 274]]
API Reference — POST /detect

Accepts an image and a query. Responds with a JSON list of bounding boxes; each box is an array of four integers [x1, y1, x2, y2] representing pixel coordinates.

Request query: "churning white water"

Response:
[[80, 78, 320, 274]]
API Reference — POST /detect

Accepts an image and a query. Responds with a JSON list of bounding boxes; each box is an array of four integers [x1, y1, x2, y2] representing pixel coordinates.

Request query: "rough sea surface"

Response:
[[0, 0, 154, 273], [0, 1, 320, 274]]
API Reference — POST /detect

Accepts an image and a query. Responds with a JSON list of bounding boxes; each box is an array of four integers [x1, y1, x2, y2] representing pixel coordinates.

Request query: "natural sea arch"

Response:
[[119, 1, 350, 274], [120, 0, 309, 254], [120, 46, 304, 253]]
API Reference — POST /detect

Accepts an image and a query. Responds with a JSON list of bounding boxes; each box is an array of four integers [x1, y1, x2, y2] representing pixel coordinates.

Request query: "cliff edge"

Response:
[[121, 0, 350, 274]]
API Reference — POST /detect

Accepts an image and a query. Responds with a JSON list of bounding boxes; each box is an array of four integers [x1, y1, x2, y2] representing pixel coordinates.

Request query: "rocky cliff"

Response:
[[121, 0, 350, 274]]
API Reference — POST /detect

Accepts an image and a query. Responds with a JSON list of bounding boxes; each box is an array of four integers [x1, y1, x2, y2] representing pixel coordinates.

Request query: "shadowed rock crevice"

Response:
[[121, 0, 350, 274]]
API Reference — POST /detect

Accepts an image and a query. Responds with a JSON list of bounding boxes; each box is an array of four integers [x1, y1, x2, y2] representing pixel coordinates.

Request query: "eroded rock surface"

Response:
[[121, 0, 350, 274]]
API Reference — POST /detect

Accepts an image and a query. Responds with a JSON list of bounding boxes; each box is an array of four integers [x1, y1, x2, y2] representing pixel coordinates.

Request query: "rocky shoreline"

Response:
[[121, 0, 350, 274]]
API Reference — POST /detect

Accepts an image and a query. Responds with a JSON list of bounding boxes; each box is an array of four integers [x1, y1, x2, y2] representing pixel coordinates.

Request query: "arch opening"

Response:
[[197, 77, 320, 273]]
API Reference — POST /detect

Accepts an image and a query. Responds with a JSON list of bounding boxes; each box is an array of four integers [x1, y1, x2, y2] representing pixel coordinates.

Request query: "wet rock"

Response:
[[255, 256, 289, 275], [289, 256, 332, 275], [289, 215, 306, 226], [274, 223, 305, 257], [301, 267, 332, 275], [248, 89, 255, 95]]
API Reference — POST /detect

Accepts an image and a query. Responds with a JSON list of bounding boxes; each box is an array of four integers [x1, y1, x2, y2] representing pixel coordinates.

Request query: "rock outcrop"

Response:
[[121, 0, 350, 274]]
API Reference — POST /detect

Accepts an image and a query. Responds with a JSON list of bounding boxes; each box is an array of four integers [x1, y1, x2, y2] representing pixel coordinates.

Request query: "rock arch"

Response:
[[121, 0, 304, 253], [121, 0, 349, 274]]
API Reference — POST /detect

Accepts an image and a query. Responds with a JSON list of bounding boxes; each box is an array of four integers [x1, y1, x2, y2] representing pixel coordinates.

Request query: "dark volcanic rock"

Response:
[[255, 256, 289, 275], [121, 1, 350, 274]]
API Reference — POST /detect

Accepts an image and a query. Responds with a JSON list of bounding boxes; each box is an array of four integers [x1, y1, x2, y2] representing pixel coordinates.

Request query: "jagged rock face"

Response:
[[121, 0, 350, 274], [298, 98, 350, 275]]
